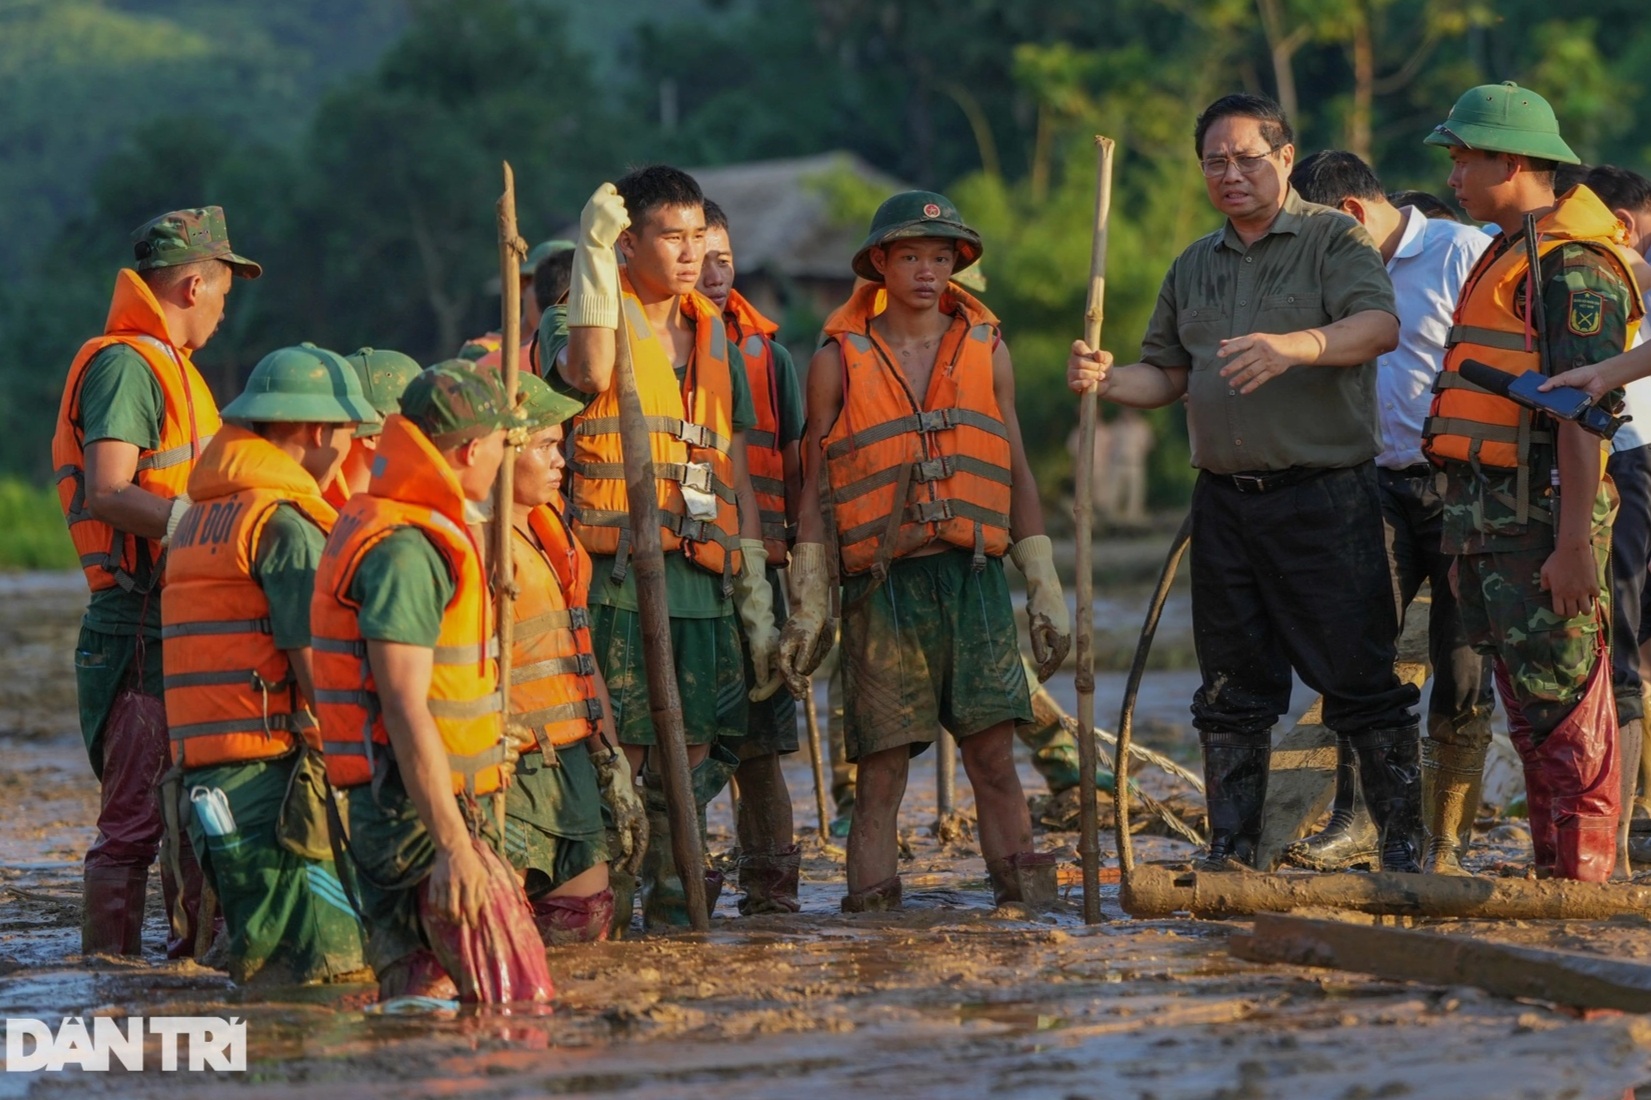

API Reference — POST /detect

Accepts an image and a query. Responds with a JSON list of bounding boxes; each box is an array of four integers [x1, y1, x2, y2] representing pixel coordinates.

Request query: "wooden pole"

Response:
[[612, 297, 710, 931], [493, 162, 526, 839], [1074, 136, 1116, 925], [936, 728, 957, 830], [800, 667, 832, 841]]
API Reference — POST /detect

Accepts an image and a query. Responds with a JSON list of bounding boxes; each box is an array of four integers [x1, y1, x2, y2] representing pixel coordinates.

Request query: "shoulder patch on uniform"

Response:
[[1568, 290, 1604, 336]]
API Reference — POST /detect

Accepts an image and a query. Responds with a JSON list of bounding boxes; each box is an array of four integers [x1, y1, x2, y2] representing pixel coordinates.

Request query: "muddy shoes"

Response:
[[1351, 726, 1424, 873], [1282, 736, 1378, 872], [1195, 733, 1270, 871], [1023, 682, 1117, 795], [986, 851, 1059, 910], [640, 747, 738, 930], [531, 888, 616, 946], [841, 875, 902, 912], [1421, 737, 1487, 875], [737, 844, 802, 915], [81, 864, 149, 956]]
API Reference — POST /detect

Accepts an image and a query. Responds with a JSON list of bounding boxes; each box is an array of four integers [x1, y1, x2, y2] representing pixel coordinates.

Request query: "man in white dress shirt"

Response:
[[1286, 151, 1495, 874]]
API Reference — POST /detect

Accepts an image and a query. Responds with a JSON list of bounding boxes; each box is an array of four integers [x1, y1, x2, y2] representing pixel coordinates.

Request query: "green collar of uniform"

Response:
[[1219, 187, 1308, 252]]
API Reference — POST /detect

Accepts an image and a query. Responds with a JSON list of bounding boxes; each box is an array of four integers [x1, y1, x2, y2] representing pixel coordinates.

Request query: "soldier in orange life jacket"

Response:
[[696, 199, 807, 914], [543, 165, 781, 930], [52, 206, 259, 958], [777, 191, 1073, 912], [163, 344, 378, 984], [323, 347, 422, 508], [1422, 83, 1644, 881], [477, 248, 574, 379], [312, 365, 551, 1004], [497, 372, 647, 944]]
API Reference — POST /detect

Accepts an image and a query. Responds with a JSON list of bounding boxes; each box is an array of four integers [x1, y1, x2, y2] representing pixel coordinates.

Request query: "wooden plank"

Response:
[[1230, 912, 1651, 1012]]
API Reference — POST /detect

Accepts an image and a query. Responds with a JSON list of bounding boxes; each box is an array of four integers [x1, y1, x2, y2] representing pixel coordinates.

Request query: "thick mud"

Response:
[[4, 571, 1651, 1099]]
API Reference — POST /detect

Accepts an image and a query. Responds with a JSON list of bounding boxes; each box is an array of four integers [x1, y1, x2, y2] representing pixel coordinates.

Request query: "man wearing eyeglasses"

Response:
[[1068, 93, 1421, 874]]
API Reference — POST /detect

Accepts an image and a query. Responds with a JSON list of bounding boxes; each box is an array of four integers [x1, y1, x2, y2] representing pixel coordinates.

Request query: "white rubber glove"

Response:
[[776, 541, 833, 700], [1010, 535, 1071, 683], [566, 182, 630, 330], [733, 540, 783, 702], [162, 495, 192, 546]]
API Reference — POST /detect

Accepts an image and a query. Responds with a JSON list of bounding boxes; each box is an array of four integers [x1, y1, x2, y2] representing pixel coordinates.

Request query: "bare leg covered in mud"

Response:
[[844, 746, 910, 908]]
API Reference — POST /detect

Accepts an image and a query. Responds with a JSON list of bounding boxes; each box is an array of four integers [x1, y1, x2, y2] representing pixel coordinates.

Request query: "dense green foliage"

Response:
[[5, 0, 1650, 511]]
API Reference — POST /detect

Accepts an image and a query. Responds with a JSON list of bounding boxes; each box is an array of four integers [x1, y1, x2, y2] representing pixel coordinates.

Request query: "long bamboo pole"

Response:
[[493, 162, 526, 840], [612, 299, 710, 931], [1074, 136, 1116, 925]]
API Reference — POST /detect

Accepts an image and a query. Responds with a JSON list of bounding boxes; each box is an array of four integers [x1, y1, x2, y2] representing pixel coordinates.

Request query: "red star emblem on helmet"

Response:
[[922, 203, 941, 218]]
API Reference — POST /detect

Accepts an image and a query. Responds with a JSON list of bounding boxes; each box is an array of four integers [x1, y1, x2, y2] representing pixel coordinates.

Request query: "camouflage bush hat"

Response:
[[1424, 82, 1580, 165], [131, 206, 262, 279], [344, 347, 423, 439], [399, 360, 519, 448], [851, 191, 983, 282], [221, 343, 379, 425], [523, 239, 575, 276], [514, 372, 583, 433]]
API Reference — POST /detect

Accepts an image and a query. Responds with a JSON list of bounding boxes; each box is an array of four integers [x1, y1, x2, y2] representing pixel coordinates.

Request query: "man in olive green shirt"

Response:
[[1068, 93, 1423, 873]]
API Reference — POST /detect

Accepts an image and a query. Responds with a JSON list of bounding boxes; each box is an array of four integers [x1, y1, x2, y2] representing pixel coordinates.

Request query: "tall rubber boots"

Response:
[[1421, 737, 1487, 875], [736, 846, 801, 915], [640, 747, 738, 929], [1617, 719, 1642, 880], [1350, 725, 1423, 873], [1282, 736, 1378, 871], [82, 687, 169, 956], [1195, 732, 1270, 871]]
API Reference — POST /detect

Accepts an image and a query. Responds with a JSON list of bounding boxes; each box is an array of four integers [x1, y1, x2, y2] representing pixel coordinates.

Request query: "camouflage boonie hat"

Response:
[[399, 360, 519, 447], [344, 347, 423, 439], [131, 205, 262, 279], [523, 239, 575, 276], [514, 372, 583, 432]]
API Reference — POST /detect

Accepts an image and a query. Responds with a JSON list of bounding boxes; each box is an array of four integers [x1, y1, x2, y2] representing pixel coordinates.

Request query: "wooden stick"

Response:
[[1075, 135, 1116, 925], [936, 727, 957, 830], [799, 665, 832, 840], [493, 161, 526, 840], [612, 297, 709, 931]]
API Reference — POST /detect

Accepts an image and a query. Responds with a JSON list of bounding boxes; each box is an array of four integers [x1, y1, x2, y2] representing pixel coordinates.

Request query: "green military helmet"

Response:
[[344, 347, 423, 439], [852, 190, 983, 282], [1424, 82, 1579, 165], [514, 372, 583, 433], [523, 239, 575, 276], [400, 360, 520, 447], [221, 343, 379, 425]]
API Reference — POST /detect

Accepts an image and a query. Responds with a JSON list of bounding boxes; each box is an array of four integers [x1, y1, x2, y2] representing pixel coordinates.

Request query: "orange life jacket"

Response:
[[52, 269, 222, 595], [568, 272, 742, 582], [1424, 186, 1644, 523], [723, 290, 790, 566], [321, 470, 351, 510], [509, 504, 603, 751], [821, 282, 1013, 576], [311, 415, 508, 796], [161, 426, 335, 767]]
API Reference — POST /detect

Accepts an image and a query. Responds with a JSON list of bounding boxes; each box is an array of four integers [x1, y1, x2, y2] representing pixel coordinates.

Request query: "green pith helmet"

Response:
[[400, 360, 519, 447], [514, 372, 583, 433], [1424, 82, 1580, 165], [221, 343, 379, 425], [523, 239, 574, 276], [851, 190, 983, 282], [344, 347, 422, 439]]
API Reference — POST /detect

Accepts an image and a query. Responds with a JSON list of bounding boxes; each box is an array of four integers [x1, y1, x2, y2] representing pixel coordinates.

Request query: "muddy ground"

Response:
[[4, 570, 1651, 1099]]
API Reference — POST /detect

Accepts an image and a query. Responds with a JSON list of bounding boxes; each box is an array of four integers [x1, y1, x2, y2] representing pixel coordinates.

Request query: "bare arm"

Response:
[[559, 326, 616, 395], [83, 439, 171, 539], [781, 440, 801, 533], [992, 339, 1044, 541], [1216, 309, 1400, 394], [282, 647, 316, 711], [1544, 422, 1605, 619], [1066, 341, 1189, 408], [730, 431, 762, 543], [1541, 341, 1651, 399], [794, 344, 845, 546]]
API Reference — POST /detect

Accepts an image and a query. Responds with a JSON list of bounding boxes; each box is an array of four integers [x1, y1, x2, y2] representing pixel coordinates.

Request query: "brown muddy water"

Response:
[[3, 571, 1651, 1099]]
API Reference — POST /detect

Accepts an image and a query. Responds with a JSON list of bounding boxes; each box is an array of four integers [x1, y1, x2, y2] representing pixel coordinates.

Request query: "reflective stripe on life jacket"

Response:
[[568, 273, 742, 582], [510, 504, 603, 751], [1424, 186, 1644, 524], [821, 282, 1012, 576], [162, 425, 336, 767], [311, 414, 507, 796], [723, 289, 790, 566], [52, 269, 221, 594]]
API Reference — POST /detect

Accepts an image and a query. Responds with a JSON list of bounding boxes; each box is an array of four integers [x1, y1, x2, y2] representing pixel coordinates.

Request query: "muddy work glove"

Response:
[[734, 539, 783, 702], [777, 541, 834, 700], [1010, 535, 1071, 683], [592, 741, 646, 877], [566, 182, 630, 331]]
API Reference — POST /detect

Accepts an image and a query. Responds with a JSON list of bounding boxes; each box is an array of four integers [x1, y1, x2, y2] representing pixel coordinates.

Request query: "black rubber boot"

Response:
[[1352, 725, 1424, 873], [1282, 735, 1378, 871], [1194, 732, 1271, 871]]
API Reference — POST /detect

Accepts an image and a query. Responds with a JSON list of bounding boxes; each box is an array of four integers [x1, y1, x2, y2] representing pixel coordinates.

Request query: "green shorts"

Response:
[[503, 739, 610, 897], [591, 604, 748, 748], [738, 568, 799, 760], [839, 550, 1032, 762], [185, 754, 367, 984], [74, 625, 162, 778]]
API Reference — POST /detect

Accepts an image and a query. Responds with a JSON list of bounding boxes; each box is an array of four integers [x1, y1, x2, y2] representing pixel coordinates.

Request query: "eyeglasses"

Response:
[[1199, 147, 1282, 178]]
